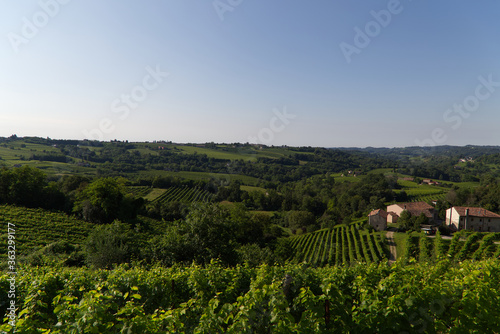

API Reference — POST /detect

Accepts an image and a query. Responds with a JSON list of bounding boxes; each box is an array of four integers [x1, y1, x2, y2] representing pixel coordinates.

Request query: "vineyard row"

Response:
[[150, 186, 214, 204], [288, 225, 388, 266]]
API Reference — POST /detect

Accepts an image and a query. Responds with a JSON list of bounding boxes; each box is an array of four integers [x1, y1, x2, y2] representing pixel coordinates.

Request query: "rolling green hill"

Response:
[[0, 137, 314, 183]]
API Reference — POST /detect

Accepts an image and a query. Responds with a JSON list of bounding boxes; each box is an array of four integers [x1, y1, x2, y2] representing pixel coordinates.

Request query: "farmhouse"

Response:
[[422, 179, 440, 186], [368, 202, 437, 230], [387, 212, 399, 224], [445, 206, 500, 232], [368, 209, 387, 231], [386, 201, 436, 222]]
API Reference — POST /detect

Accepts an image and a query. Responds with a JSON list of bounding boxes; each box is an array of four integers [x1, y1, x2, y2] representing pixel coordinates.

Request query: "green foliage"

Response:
[[447, 230, 465, 258], [274, 238, 295, 264], [285, 210, 316, 230], [396, 211, 428, 232], [402, 232, 420, 262], [472, 233, 500, 260], [183, 203, 239, 265], [418, 233, 432, 263], [74, 177, 141, 224], [2, 259, 500, 332], [236, 244, 276, 267], [288, 225, 387, 266], [398, 210, 413, 231], [457, 232, 483, 262], [350, 225, 366, 263], [0, 205, 92, 264], [23, 241, 84, 267], [390, 230, 499, 265], [346, 225, 356, 263], [147, 199, 189, 221], [147, 203, 274, 266], [149, 185, 214, 204], [334, 228, 341, 265], [0, 165, 65, 210], [359, 234, 372, 263], [415, 212, 429, 228], [434, 229, 446, 260], [84, 221, 138, 269]]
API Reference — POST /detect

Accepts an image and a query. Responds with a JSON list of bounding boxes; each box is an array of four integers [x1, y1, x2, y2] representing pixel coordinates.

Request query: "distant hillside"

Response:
[[2, 136, 500, 187], [0, 136, 390, 184]]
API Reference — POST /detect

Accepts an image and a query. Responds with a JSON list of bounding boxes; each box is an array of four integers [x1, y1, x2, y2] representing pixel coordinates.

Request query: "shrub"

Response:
[[84, 220, 137, 269]]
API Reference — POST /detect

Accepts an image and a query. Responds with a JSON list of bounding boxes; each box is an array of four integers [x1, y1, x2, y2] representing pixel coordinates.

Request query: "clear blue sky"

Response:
[[1, 0, 499, 147]]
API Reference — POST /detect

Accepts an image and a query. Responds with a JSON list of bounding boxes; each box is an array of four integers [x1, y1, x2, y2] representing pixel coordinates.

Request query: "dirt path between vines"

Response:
[[386, 231, 397, 265]]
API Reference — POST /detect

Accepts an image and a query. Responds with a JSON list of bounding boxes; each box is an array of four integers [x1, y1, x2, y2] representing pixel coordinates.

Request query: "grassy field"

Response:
[[143, 188, 166, 201], [391, 232, 408, 260], [367, 168, 394, 175], [331, 172, 362, 183], [166, 145, 259, 161], [394, 178, 450, 202], [448, 181, 481, 189], [403, 188, 447, 202], [0, 142, 96, 176], [140, 143, 296, 161]]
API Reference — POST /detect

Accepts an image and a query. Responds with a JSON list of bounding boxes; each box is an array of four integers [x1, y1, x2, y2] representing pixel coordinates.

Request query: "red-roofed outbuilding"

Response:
[[368, 209, 388, 231]]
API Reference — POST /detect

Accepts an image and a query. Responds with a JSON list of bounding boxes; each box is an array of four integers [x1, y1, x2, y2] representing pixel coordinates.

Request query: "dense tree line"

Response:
[[28, 153, 70, 163], [83, 202, 284, 269], [0, 167, 141, 223], [445, 180, 500, 213], [0, 166, 65, 210]]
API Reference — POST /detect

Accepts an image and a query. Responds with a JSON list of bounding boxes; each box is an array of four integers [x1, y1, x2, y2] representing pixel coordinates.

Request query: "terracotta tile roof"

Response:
[[397, 202, 434, 211], [453, 207, 500, 218], [408, 209, 434, 218], [368, 209, 388, 218], [390, 202, 435, 218]]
